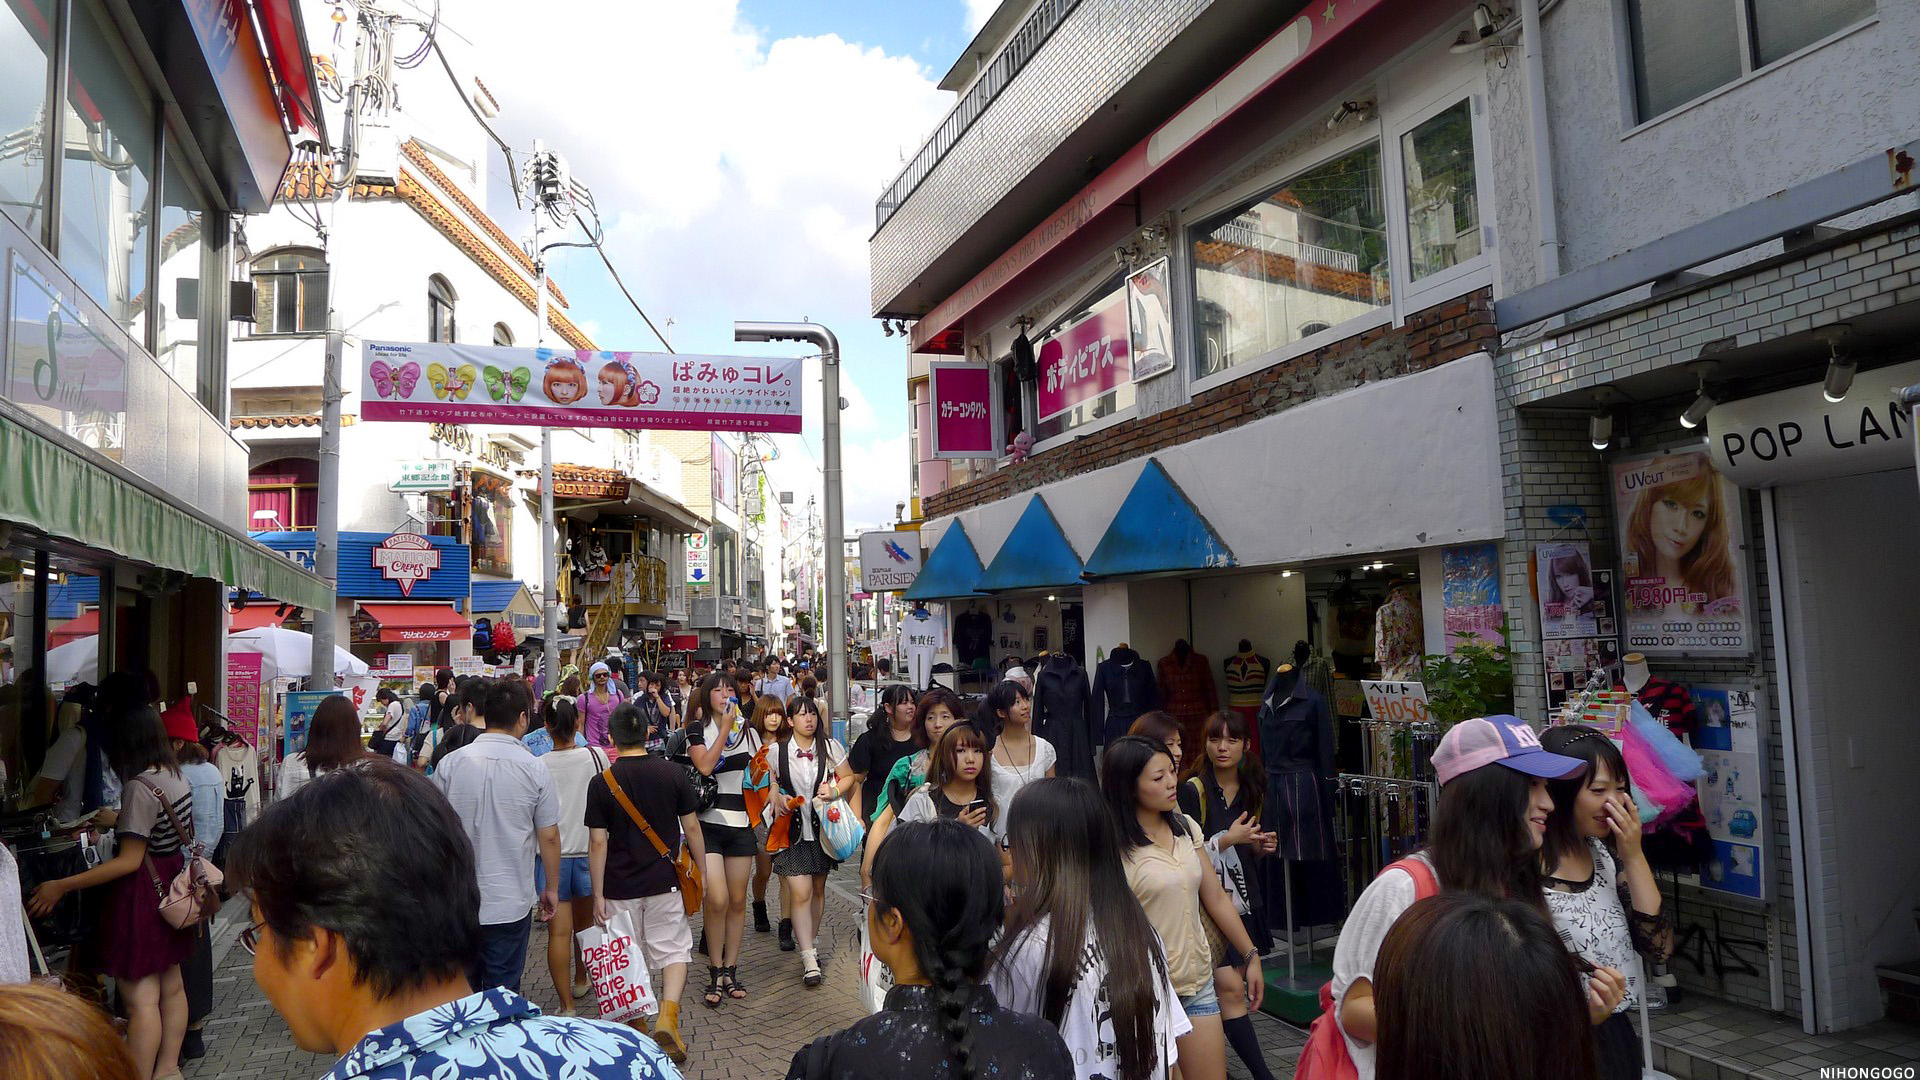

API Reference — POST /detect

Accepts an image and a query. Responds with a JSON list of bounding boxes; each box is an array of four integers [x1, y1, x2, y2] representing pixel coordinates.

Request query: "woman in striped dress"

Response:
[[686, 670, 763, 1006]]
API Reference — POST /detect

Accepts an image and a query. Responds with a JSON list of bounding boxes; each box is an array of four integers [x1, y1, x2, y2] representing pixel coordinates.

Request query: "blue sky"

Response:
[[458, 1, 995, 535]]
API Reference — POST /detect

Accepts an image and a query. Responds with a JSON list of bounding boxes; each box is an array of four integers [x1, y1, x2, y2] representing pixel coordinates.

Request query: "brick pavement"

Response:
[[183, 870, 1305, 1079]]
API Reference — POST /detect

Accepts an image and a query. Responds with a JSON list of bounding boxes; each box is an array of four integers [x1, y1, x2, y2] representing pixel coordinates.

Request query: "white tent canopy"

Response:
[[44, 626, 369, 686]]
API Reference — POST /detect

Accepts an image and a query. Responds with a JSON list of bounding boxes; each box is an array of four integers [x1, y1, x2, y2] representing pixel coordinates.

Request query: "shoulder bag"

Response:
[[134, 778, 224, 929], [1292, 857, 1438, 1080], [602, 767, 704, 916]]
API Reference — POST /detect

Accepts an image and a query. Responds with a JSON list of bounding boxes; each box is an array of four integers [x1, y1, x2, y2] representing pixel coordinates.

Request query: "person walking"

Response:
[[27, 706, 194, 1080], [580, 663, 626, 753], [587, 703, 706, 1063], [746, 695, 789, 945], [1102, 735, 1264, 1080], [787, 819, 1074, 1080], [1177, 712, 1279, 1080], [756, 658, 794, 704], [897, 722, 1004, 846], [1128, 711, 1186, 773], [984, 680, 1053, 810], [859, 687, 965, 887], [684, 671, 761, 1005], [848, 684, 917, 825], [633, 670, 676, 755], [536, 697, 609, 1015], [433, 681, 562, 995], [369, 688, 406, 759], [758, 695, 852, 987], [426, 678, 490, 772], [227, 763, 679, 1080], [990, 778, 1190, 1080], [164, 702, 224, 1065], [278, 695, 375, 799]]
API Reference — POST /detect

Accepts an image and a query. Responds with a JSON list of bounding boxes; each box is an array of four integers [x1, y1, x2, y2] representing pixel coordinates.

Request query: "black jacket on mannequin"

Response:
[[1255, 667, 1337, 861], [1032, 654, 1096, 781], [1091, 647, 1158, 745]]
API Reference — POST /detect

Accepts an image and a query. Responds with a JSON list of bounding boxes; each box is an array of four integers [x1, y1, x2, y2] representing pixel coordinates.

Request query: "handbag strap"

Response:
[[134, 776, 196, 852], [602, 767, 675, 864]]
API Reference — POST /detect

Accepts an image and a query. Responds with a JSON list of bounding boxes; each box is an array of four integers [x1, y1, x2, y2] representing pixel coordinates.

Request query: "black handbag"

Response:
[[664, 727, 719, 813]]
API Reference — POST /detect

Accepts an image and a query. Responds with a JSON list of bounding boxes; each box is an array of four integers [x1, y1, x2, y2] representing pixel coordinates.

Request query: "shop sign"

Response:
[[859, 530, 921, 592], [372, 532, 441, 597], [1128, 258, 1175, 382], [665, 633, 700, 651], [282, 690, 343, 763], [1705, 358, 1920, 488], [1360, 681, 1431, 724], [1037, 290, 1132, 423], [1610, 450, 1754, 658], [387, 626, 456, 642], [1691, 685, 1768, 901], [452, 656, 487, 676], [391, 460, 454, 492], [6, 253, 129, 455], [711, 434, 738, 508], [428, 423, 522, 471], [552, 476, 630, 499], [929, 363, 996, 458], [364, 341, 803, 433], [686, 534, 710, 585]]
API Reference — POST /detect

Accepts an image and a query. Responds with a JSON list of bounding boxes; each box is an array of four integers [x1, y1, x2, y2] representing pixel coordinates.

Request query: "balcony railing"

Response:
[[873, 0, 1084, 231]]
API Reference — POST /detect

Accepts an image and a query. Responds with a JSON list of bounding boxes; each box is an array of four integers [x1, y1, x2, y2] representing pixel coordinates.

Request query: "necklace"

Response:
[[997, 732, 1036, 782]]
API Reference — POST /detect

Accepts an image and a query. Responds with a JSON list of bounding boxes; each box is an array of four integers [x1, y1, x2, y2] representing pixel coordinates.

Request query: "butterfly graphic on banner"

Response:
[[484, 366, 531, 403], [369, 361, 421, 398], [428, 363, 479, 400]]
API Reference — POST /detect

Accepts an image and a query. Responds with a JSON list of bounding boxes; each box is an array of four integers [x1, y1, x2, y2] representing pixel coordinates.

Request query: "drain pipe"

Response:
[[1520, 0, 1561, 282]]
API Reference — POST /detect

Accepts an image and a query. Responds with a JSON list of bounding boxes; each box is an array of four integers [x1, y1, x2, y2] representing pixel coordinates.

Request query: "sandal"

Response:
[[723, 965, 748, 999], [702, 965, 725, 1008]]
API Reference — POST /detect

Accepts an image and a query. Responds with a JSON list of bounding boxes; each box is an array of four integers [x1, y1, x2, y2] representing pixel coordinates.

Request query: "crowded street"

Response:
[[5, 1, 1920, 1079]]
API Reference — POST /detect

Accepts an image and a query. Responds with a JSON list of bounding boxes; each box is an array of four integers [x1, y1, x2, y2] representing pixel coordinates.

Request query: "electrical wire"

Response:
[[430, 39, 521, 207], [563, 203, 674, 353]]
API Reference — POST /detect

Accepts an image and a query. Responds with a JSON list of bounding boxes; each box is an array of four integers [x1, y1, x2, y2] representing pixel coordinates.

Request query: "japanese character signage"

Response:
[[390, 459, 454, 492], [372, 532, 440, 597], [359, 341, 803, 433], [929, 362, 995, 459], [1036, 290, 1132, 423], [685, 533, 710, 585], [1610, 449, 1753, 657]]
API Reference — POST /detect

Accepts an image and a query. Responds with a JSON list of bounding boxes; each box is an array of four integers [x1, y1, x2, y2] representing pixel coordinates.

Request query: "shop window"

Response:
[[467, 472, 515, 577], [0, 0, 52, 239], [428, 275, 457, 343], [251, 249, 329, 335], [1034, 276, 1136, 443], [248, 458, 319, 530], [997, 356, 1026, 457], [61, 0, 155, 338], [492, 322, 513, 347], [156, 148, 207, 394], [1626, 0, 1874, 121], [1401, 100, 1481, 281], [1190, 141, 1390, 380]]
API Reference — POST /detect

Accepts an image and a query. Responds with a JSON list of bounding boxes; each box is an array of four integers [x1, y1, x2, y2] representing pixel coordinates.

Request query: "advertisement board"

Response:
[[226, 651, 264, 748], [1440, 542, 1504, 652], [390, 459, 454, 492], [929, 362, 995, 458], [360, 342, 803, 433], [1128, 257, 1174, 382], [1706, 358, 1920, 487], [711, 434, 738, 508], [685, 534, 710, 585], [1691, 685, 1767, 902], [859, 531, 922, 592], [1610, 449, 1754, 657], [1037, 290, 1132, 423]]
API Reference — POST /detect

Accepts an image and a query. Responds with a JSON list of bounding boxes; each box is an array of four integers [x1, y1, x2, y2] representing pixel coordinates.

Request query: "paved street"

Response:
[[182, 871, 1305, 1080]]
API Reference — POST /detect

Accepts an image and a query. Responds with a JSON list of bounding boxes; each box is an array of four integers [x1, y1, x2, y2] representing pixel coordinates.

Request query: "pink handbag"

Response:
[[135, 778, 225, 929]]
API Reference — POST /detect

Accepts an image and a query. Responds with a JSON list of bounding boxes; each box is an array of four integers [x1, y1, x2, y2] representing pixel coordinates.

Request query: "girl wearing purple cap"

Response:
[[1325, 716, 1623, 1080]]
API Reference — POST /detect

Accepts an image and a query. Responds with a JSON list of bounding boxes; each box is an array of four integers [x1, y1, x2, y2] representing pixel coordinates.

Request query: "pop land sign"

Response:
[[372, 532, 440, 596], [360, 342, 804, 433], [859, 530, 922, 592], [1037, 290, 1132, 423]]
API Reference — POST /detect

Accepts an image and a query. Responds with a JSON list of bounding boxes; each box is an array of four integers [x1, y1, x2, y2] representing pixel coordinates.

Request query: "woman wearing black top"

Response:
[[788, 820, 1072, 1080]]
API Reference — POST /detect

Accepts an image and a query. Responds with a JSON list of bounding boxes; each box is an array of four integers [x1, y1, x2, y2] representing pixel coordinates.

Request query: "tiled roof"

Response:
[[279, 162, 397, 200], [400, 141, 572, 310], [1192, 239, 1380, 302]]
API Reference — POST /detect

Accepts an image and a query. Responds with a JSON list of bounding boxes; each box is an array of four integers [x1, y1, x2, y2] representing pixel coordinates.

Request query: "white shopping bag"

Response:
[[857, 914, 893, 1015], [576, 910, 658, 1023]]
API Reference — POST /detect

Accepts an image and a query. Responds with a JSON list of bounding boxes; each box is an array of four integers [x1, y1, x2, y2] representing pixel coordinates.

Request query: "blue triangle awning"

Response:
[[979, 495, 1083, 591], [1084, 459, 1236, 576], [903, 520, 986, 601]]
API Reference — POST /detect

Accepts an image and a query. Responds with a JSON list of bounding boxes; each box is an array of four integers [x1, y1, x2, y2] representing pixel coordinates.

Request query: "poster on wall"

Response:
[[360, 342, 803, 433], [468, 471, 515, 577], [1037, 289, 1132, 423], [1691, 685, 1767, 901], [281, 690, 343, 764], [928, 362, 996, 458], [1441, 542, 1504, 652], [1543, 566, 1621, 713], [1128, 257, 1175, 382], [711, 434, 738, 509], [226, 652, 264, 748], [1611, 449, 1753, 657], [1535, 541, 1598, 640]]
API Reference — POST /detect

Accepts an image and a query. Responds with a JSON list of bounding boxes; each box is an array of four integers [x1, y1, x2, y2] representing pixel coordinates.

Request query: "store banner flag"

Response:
[[1440, 542, 1504, 652], [226, 651, 264, 748], [929, 362, 995, 458], [359, 342, 803, 433], [1037, 290, 1132, 423], [1610, 450, 1753, 657]]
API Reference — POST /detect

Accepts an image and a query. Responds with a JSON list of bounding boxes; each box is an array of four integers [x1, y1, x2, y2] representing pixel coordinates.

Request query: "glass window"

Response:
[[248, 458, 319, 530], [155, 148, 206, 392], [492, 322, 513, 347], [428, 275, 456, 343], [1628, 0, 1874, 120], [251, 249, 328, 334], [1751, 0, 1875, 66], [1402, 101, 1481, 281], [0, 0, 53, 238], [1191, 141, 1389, 379], [61, 0, 155, 337]]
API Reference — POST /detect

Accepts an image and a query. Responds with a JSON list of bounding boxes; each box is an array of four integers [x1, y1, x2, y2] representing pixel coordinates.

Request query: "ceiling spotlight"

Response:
[[1678, 382, 1717, 429], [1281, 570, 1293, 578], [881, 321, 894, 338], [1590, 407, 1614, 451], [1820, 325, 1856, 403]]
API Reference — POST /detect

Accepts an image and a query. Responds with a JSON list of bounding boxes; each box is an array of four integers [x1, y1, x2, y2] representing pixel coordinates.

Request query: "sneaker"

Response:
[[572, 979, 592, 1000], [752, 900, 771, 933], [778, 918, 795, 952]]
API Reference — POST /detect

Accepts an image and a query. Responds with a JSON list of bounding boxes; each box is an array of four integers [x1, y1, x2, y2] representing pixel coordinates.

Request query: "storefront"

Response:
[[253, 531, 472, 675]]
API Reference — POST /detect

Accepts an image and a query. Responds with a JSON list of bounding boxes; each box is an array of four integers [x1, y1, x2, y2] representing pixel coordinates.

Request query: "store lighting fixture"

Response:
[[1820, 325, 1856, 403], [1046, 594, 1056, 601], [1678, 385, 1716, 429], [1281, 570, 1293, 578], [1590, 407, 1613, 451]]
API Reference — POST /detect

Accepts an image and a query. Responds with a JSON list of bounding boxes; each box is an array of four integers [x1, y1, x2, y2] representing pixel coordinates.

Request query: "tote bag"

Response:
[[576, 909, 657, 1023]]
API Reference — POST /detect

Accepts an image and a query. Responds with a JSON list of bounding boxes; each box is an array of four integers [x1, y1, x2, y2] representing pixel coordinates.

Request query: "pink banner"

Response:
[[226, 651, 264, 748], [929, 363, 995, 458], [1037, 291, 1132, 423]]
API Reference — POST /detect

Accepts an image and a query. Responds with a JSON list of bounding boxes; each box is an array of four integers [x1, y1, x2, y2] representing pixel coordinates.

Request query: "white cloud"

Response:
[[965, 0, 1000, 35]]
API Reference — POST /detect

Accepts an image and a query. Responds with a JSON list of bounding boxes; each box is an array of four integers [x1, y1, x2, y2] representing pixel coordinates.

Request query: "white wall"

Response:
[[1186, 570, 1310, 705]]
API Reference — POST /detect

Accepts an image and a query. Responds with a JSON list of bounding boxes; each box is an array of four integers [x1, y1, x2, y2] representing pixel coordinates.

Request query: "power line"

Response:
[[570, 212, 675, 353], [430, 39, 521, 207]]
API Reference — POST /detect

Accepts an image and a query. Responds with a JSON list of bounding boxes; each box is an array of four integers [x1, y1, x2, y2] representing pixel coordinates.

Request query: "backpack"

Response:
[[1293, 857, 1439, 1080]]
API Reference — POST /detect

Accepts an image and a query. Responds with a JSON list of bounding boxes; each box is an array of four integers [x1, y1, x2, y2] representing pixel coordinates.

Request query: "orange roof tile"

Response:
[[1192, 239, 1381, 302]]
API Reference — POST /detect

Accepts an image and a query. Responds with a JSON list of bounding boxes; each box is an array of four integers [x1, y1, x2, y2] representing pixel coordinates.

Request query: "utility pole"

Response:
[[309, 322, 343, 690], [531, 140, 561, 691]]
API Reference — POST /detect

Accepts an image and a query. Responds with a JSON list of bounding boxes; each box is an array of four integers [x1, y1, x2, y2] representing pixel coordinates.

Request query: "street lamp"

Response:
[[736, 321, 847, 723]]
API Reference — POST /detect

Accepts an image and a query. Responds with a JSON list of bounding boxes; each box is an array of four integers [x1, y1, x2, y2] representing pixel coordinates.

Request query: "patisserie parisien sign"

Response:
[[359, 341, 804, 433]]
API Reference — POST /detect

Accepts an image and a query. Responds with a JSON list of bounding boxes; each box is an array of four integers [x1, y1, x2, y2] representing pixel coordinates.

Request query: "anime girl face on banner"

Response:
[[1611, 449, 1753, 657]]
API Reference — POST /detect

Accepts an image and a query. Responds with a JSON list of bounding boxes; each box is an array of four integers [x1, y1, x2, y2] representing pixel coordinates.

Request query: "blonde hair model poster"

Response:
[[1611, 449, 1754, 657]]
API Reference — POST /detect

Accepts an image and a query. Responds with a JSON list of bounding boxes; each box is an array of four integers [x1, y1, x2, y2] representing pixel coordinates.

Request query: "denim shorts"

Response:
[[1179, 977, 1221, 1018], [535, 856, 592, 901]]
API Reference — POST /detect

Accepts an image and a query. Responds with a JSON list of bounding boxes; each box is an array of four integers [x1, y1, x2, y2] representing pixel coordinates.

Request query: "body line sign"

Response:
[[360, 341, 803, 433]]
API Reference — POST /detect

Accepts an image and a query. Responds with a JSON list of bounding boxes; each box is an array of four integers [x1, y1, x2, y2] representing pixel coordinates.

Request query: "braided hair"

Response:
[[870, 819, 1005, 1080]]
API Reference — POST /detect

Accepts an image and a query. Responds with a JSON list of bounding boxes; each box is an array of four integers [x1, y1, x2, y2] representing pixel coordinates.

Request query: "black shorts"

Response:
[[701, 822, 760, 858]]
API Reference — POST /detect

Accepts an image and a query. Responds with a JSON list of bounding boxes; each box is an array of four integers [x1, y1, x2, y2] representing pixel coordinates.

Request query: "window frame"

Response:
[[247, 246, 330, 337], [492, 321, 514, 347], [428, 274, 457, 343], [1386, 88, 1495, 313], [1617, 0, 1878, 129]]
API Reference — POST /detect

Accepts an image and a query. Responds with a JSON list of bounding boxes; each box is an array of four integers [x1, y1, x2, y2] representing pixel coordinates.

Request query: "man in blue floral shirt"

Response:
[[227, 761, 678, 1080]]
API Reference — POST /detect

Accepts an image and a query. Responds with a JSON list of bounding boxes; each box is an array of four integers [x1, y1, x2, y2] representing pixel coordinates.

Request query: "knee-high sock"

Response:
[[1222, 1013, 1277, 1080]]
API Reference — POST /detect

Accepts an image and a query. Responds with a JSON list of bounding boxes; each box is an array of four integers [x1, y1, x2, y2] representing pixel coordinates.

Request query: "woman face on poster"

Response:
[[1627, 463, 1737, 612]]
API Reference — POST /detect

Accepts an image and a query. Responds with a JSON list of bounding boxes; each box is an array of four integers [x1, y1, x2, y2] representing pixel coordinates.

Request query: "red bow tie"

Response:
[[795, 749, 815, 761]]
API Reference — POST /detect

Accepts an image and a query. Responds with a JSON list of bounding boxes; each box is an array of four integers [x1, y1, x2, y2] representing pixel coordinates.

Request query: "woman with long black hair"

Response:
[[685, 669, 761, 1005], [984, 679, 1053, 810], [859, 686, 965, 888], [277, 696, 374, 798], [990, 778, 1188, 1080], [788, 820, 1073, 1080], [850, 683, 919, 825], [760, 694, 853, 986]]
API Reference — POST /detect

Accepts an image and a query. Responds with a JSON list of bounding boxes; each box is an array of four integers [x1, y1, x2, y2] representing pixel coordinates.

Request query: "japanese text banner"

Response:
[[1037, 290, 1132, 423], [359, 341, 803, 433]]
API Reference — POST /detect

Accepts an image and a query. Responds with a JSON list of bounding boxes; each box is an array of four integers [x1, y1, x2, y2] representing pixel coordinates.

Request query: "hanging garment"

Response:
[[1373, 586, 1425, 681], [1223, 650, 1270, 755], [1158, 649, 1217, 765], [898, 611, 947, 690], [1032, 654, 1096, 782], [953, 609, 994, 672], [1090, 648, 1158, 745], [1256, 673, 1336, 862]]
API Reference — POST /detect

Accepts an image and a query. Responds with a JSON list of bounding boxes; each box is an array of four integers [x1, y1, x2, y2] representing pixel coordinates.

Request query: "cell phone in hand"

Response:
[[963, 799, 988, 816]]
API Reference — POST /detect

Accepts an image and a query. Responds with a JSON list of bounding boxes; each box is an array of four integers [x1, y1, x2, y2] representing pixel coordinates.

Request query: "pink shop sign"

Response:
[[930, 362, 995, 458], [1037, 291, 1131, 423]]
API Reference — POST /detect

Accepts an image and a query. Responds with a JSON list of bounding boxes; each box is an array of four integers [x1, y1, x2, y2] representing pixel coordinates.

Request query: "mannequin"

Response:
[[1621, 652, 1651, 694], [1373, 577, 1425, 681], [1223, 639, 1270, 755], [1158, 639, 1217, 765], [1255, 662, 1342, 941], [898, 604, 946, 690], [1090, 642, 1157, 746], [1032, 651, 1096, 781]]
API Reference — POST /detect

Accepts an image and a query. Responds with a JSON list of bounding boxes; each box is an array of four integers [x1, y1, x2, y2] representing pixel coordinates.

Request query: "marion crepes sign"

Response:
[[372, 533, 440, 596], [1037, 290, 1132, 423]]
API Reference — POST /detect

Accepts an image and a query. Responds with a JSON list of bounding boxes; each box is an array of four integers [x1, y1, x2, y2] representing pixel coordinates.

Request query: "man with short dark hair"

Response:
[[228, 764, 678, 1079], [434, 681, 561, 994], [756, 657, 794, 706]]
